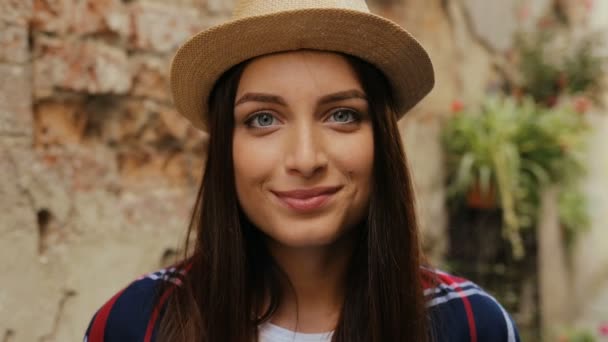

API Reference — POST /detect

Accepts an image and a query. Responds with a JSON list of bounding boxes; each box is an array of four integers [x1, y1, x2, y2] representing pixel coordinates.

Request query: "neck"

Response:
[[265, 233, 356, 333]]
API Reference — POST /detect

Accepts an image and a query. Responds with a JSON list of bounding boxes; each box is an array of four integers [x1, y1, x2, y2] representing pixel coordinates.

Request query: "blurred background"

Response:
[[0, 0, 607, 341]]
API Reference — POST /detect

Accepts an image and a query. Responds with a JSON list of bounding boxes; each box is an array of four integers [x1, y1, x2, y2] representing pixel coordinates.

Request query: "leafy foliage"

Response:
[[560, 328, 597, 342], [442, 97, 589, 258], [516, 30, 606, 106]]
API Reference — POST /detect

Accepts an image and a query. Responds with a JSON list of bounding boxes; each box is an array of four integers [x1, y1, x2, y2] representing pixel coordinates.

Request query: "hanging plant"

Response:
[[515, 29, 606, 107], [442, 96, 590, 259]]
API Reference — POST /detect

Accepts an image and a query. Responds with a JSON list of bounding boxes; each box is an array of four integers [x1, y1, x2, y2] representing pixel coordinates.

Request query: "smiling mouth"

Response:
[[271, 186, 342, 212]]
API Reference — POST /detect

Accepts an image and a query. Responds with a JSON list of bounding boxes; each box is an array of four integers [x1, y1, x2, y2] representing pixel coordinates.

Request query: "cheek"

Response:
[[330, 128, 374, 186], [331, 127, 374, 232], [325, 127, 374, 228], [233, 132, 279, 182], [232, 132, 279, 216]]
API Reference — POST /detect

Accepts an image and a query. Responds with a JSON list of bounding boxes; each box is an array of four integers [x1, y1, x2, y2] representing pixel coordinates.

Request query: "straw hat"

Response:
[[170, 0, 435, 131]]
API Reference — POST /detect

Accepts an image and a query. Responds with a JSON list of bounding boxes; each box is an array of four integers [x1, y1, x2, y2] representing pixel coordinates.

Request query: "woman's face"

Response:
[[233, 51, 374, 248]]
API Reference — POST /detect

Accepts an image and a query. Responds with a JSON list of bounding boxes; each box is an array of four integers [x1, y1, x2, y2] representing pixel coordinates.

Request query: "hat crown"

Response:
[[233, 0, 370, 19]]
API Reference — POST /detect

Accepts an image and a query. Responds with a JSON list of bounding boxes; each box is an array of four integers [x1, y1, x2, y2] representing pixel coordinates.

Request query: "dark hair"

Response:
[[157, 53, 430, 341]]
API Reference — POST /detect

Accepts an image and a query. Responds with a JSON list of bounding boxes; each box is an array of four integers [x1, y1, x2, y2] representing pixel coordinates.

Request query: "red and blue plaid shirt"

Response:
[[84, 267, 520, 342]]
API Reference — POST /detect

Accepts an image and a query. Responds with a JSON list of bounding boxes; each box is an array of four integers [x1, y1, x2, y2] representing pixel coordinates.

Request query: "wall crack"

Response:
[[39, 289, 77, 342]]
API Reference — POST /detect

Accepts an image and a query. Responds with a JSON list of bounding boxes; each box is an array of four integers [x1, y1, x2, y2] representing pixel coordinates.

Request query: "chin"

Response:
[[272, 233, 339, 248], [264, 218, 348, 248]]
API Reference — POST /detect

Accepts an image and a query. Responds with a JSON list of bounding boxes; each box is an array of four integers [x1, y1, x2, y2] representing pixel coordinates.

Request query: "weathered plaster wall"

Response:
[[539, 1, 608, 339], [0, 1, 213, 341], [571, 0, 608, 327], [0, 0, 606, 341]]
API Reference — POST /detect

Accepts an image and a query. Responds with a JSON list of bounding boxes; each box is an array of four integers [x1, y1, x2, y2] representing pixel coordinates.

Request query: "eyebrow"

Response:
[[234, 89, 367, 107]]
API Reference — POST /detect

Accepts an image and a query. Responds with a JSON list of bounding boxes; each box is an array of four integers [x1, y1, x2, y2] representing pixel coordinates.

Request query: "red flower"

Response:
[[574, 96, 591, 114], [599, 321, 608, 336], [517, 5, 530, 21], [451, 100, 464, 113]]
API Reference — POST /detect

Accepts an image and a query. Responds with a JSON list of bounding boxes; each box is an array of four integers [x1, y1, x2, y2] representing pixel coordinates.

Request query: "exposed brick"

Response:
[[116, 147, 167, 185], [130, 55, 170, 102], [34, 37, 131, 97], [69, 0, 129, 37], [31, 0, 74, 34], [0, 21, 29, 63], [34, 100, 87, 148], [0, 65, 33, 137], [82, 96, 206, 162], [32, 0, 130, 36], [129, 2, 207, 53], [117, 148, 203, 187], [83, 98, 170, 147], [0, 0, 33, 25], [89, 99, 153, 144]]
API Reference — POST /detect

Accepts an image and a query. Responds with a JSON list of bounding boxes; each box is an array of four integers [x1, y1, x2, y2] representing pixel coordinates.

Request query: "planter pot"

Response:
[[467, 182, 497, 209]]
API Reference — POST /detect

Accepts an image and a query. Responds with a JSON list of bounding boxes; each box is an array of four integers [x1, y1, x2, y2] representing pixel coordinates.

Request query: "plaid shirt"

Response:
[[84, 267, 520, 342]]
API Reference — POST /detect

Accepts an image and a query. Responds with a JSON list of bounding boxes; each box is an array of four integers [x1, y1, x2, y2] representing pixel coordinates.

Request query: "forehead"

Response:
[[237, 50, 363, 96]]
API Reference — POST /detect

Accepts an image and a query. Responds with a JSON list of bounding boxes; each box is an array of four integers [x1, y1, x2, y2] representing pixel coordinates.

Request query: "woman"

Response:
[[85, 1, 520, 341]]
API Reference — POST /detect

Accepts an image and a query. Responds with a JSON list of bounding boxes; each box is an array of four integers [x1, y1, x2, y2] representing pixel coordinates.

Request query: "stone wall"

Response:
[[0, 0, 606, 341], [0, 1, 215, 341]]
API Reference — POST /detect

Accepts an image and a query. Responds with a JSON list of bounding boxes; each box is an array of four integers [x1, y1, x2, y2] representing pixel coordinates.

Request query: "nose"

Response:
[[284, 122, 328, 178]]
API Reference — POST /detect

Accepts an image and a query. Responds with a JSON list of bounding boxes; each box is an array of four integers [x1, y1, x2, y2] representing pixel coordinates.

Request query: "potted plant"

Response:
[[442, 96, 589, 259], [515, 30, 606, 107]]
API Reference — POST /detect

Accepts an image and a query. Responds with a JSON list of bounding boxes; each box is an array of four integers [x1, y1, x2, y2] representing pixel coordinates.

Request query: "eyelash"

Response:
[[244, 111, 279, 128], [244, 108, 362, 129], [326, 108, 361, 124]]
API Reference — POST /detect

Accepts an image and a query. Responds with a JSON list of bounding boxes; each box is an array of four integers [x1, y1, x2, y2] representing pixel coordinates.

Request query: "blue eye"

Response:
[[246, 113, 277, 128], [328, 109, 359, 123]]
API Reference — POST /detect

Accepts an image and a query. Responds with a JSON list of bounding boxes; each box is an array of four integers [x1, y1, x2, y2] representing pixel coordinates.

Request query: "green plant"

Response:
[[515, 30, 606, 106], [442, 96, 589, 258], [558, 184, 590, 249], [560, 328, 597, 342], [563, 35, 605, 96]]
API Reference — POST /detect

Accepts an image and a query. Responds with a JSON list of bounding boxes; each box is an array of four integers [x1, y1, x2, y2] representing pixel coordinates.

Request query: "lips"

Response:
[[272, 186, 342, 212]]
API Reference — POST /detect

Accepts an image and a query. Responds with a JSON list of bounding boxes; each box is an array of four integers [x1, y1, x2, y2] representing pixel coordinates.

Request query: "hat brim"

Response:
[[170, 8, 435, 131]]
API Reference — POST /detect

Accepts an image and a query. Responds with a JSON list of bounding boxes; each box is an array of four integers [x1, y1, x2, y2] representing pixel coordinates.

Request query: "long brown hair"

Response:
[[157, 53, 430, 341]]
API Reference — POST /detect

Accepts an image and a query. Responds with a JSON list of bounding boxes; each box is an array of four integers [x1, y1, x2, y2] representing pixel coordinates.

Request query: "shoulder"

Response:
[[84, 267, 186, 342], [422, 268, 521, 342]]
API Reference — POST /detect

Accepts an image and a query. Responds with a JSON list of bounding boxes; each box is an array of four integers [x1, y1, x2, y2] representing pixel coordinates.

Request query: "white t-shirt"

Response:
[[258, 322, 334, 342]]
